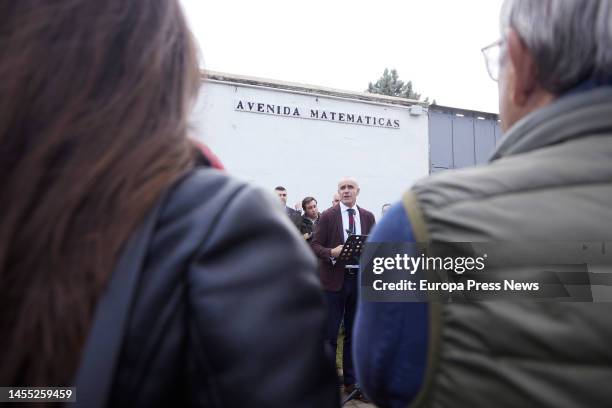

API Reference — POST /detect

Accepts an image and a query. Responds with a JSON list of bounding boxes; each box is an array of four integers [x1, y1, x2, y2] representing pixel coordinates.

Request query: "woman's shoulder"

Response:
[[150, 166, 296, 269], [158, 167, 280, 233], [161, 167, 246, 219]]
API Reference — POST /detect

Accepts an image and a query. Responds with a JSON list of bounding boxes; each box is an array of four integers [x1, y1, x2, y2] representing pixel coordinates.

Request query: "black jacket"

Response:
[[300, 214, 320, 241], [75, 168, 339, 407], [285, 206, 303, 230]]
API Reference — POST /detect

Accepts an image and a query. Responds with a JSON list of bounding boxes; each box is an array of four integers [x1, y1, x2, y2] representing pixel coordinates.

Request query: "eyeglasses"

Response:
[[481, 39, 504, 82]]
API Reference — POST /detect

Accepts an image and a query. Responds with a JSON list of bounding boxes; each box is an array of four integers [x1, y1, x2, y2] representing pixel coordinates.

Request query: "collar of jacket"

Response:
[[564, 75, 612, 96], [302, 214, 319, 224], [490, 87, 612, 161]]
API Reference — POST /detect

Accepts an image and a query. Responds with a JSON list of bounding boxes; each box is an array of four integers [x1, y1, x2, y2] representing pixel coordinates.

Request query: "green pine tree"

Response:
[[366, 68, 431, 103]]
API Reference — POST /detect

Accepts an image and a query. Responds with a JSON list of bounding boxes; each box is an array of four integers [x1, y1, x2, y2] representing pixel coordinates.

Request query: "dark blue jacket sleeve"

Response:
[[354, 202, 428, 408]]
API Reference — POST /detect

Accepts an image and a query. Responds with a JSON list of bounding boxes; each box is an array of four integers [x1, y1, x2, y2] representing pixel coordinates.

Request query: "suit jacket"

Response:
[[285, 206, 303, 230], [311, 204, 375, 291]]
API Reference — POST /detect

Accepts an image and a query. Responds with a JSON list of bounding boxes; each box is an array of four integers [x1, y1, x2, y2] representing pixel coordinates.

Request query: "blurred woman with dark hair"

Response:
[[0, 1, 337, 406]]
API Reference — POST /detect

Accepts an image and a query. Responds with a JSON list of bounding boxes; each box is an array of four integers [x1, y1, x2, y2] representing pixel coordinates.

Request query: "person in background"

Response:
[[0, 2, 339, 407], [274, 186, 302, 229], [294, 202, 303, 215], [331, 193, 340, 208], [300, 196, 320, 242], [355, 1, 612, 407]]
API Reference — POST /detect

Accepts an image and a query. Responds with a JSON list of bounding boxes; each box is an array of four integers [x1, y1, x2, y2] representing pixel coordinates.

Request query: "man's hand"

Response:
[[302, 232, 312, 240], [331, 245, 343, 257]]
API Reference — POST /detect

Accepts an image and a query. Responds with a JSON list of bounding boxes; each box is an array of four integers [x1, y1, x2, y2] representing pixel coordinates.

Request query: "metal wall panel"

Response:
[[475, 119, 496, 164], [428, 106, 500, 173], [494, 121, 503, 145], [452, 115, 476, 168], [429, 111, 453, 172]]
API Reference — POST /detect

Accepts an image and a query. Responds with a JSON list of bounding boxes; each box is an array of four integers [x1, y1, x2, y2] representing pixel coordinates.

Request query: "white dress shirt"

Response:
[[339, 202, 361, 243]]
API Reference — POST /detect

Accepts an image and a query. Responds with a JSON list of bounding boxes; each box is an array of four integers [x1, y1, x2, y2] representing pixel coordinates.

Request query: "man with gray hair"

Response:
[[355, 1, 612, 407]]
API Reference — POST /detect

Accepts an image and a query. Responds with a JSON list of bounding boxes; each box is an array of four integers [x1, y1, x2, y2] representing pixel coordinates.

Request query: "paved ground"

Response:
[[340, 390, 377, 408], [337, 331, 376, 407], [343, 398, 376, 408]]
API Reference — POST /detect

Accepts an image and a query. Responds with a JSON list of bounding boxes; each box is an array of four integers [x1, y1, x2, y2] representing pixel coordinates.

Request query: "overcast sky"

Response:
[[180, 0, 504, 113]]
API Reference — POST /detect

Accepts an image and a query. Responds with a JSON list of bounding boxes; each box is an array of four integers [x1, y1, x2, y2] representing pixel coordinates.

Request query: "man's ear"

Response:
[[506, 28, 539, 106]]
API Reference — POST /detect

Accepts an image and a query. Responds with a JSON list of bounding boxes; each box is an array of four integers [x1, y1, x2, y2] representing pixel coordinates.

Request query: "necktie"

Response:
[[347, 208, 356, 235]]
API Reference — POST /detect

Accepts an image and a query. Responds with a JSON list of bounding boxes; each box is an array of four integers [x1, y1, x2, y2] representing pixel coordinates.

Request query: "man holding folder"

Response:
[[311, 177, 375, 396]]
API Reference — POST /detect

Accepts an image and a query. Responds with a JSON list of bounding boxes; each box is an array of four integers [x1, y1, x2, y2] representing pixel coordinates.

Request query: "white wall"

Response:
[[191, 81, 429, 220]]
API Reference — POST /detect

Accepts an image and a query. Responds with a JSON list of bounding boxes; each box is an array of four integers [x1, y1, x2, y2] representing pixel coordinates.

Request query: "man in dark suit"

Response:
[[274, 186, 302, 229], [311, 177, 375, 396]]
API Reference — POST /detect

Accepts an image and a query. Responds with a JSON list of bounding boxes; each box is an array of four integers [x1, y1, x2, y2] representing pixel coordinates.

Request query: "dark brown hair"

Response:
[[0, 0, 200, 385], [301, 197, 317, 211]]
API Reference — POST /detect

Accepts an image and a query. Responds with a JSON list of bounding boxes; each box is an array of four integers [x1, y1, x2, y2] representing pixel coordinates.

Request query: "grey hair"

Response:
[[501, 0, 612, 94]]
